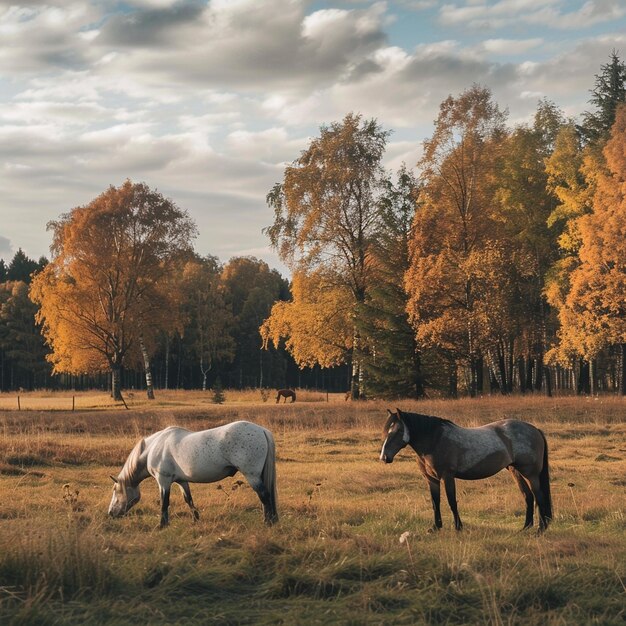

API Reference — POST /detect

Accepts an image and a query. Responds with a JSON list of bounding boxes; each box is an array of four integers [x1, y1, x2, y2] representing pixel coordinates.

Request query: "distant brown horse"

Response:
[[276, 389, 296, 403]]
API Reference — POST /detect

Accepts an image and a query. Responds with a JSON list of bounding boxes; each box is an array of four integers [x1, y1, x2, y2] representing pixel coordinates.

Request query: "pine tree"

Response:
[[358, 166, 426, 398], [211, 377, 225, 404], [0, 259, 7, 283], [7, 249, 38, 283], [581, 51, 626, 144]]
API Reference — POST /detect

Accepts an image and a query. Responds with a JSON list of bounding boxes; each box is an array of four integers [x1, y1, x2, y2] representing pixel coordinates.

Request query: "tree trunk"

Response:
[[139, 335, 155, 399], [475, 355, 484, 395], [533, 353, 543, 391], [111, 366, 122, 401], [544, 366, 552, 397], [578, 359, 590, 395], [621, 344, 626, 396], [589, 359, 596, 396], [164, 335, 170, 390], [413, 349, 425, 398], [448, 360, 458, 398], [200, 355, 209, 392], [518, 356, 527, 393]]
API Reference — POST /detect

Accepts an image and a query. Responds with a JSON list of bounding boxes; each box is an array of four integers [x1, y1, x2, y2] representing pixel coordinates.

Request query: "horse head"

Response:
[[108, 437, 146, 518], [380, 408, 410, 463], [108, 475, 141, 517]]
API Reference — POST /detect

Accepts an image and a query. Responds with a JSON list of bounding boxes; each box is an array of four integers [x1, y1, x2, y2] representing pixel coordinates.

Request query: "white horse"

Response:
[[108, 421, 278, 527]]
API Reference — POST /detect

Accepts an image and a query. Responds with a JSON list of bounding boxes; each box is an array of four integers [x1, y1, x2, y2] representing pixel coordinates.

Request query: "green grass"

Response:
[[0, 396, 624, 624]]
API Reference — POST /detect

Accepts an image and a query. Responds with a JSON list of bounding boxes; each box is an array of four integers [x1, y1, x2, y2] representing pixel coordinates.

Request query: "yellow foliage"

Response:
[[260, 271, 353, 368]]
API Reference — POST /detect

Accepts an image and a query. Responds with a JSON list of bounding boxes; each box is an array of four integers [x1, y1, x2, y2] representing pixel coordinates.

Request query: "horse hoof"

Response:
[[427, 525, 440, 534]]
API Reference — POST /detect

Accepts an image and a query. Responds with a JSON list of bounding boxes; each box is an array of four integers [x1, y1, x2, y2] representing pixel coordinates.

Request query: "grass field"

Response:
[[0, 394, 624, 624]]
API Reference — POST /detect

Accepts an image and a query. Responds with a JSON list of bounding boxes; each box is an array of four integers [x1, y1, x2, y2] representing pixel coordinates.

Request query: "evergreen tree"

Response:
[[0, 259, 7, 283], [7, 249, 39, 283], [581, 51, 626, 143], [0, 281, 51, 389], [358, 166, 426, 398], [211, 377, 225, 404]]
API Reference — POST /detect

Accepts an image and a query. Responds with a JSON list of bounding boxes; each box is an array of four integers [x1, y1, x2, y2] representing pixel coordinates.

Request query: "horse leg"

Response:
[[443, 475, 463, 531], [177, 481, 200, 521], [508, 467, 534, 529], [525, 474, 550, 532], [158, 483, 171, 529], [427, 478, 443, 531], [244, 474, 277, 525]]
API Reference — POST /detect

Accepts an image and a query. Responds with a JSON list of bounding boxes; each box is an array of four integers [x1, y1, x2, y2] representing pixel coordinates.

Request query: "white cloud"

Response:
[[480, 38, 543, 55], [439, 0, 626, 30], [0, 0, 625, 269]]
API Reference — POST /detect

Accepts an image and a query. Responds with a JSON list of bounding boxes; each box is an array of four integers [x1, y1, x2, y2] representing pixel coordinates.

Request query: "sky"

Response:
[[1, 0, 625, 274]]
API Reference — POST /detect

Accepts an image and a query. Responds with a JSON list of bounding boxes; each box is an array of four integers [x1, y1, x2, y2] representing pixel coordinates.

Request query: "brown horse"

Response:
[[276, 388, 296, 403], [380, 409, 552, 532]]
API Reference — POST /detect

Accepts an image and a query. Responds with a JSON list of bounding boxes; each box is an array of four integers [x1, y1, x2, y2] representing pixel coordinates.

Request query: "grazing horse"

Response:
[[380, 409, 552, 532], [276, 388, 296, 403], [108, 421, 278, 528]]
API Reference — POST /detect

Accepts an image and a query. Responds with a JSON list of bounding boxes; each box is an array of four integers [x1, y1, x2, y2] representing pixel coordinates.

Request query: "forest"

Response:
[[1, 52, 625, 400]]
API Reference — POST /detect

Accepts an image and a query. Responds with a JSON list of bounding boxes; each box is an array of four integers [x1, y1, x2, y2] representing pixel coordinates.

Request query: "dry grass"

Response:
[[0, 395, 624, 624]]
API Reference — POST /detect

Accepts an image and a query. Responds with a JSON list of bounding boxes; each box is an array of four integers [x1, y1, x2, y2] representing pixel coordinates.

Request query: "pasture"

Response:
[[0, 393, 624, 625]]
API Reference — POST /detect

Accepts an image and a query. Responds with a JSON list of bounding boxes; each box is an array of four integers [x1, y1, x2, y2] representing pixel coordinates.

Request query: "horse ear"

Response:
[[396, 408, 403, 419], [110, 475, 118, 484], [387, 409, 393, 416]]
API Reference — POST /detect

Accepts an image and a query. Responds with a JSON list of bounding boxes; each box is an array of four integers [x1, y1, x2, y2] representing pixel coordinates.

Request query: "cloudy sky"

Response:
[[1, 0, 625, 273]]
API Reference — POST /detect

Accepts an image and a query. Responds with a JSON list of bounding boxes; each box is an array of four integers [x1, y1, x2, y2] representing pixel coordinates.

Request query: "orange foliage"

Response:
[[551, 105, 626, 362], [30, 181, 195, 378]]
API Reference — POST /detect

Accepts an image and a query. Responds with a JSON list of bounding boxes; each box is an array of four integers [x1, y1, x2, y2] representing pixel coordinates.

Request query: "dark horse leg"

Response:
[[246, 475, 278, 525], [177, 480, 200, 521], [508, 466, 534, 529], [427, 477, 443, 531], [526, 474, 550, 532], [443, 475, 463, 531], [159, 485, 171, 528]]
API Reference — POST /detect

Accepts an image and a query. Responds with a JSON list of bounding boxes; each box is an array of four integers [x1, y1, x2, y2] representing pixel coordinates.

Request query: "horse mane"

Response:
[[388, 410, 452, 442], [120, 438, 146, 486]]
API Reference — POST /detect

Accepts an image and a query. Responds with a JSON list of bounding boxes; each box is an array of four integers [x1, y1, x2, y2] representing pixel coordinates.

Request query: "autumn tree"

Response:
[[264, 113, 389, 398], [182, 255, 235, 391], [553, 105, 626, 394], [492, 101, 564, 393], [261, 269, 353, 369], [406, 85, 506, 397], [30, 181, 196, 400]]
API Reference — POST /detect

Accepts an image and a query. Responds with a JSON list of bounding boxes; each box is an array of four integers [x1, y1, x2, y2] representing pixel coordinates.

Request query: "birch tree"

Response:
[[264, 113, 388, 398]]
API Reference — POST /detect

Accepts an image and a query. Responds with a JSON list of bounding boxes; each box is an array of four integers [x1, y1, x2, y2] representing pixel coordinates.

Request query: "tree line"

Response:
[[1, 52, 625, 399], [262, 52, 626, 398], [0, 230, 349, 396]]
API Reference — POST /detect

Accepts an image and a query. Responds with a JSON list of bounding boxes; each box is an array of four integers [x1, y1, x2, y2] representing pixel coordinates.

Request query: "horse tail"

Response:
[[262, 429, 278, 522], [539, 429, 552, 523], [291, 390, 296, 402]]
